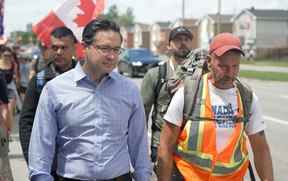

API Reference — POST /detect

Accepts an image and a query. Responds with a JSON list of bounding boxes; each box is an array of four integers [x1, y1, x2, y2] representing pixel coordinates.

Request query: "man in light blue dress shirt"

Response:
[[28, 19, 152, 181]]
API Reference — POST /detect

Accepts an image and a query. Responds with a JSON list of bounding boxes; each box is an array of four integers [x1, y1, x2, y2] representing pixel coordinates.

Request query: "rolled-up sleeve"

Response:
[[128, 87, 152, 181], [28, 83, 58, 181]]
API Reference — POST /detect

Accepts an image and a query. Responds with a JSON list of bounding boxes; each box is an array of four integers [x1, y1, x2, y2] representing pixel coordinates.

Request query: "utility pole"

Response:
[[217, 0, 221, 34], [182, 0, 185, 19]]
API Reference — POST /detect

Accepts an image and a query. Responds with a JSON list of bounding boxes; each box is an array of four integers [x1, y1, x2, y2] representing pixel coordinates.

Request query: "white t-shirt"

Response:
[[164, 81, 265, 152]]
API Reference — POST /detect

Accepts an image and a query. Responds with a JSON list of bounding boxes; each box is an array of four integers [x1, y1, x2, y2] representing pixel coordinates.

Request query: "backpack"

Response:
[[153, 49, 209, 105]]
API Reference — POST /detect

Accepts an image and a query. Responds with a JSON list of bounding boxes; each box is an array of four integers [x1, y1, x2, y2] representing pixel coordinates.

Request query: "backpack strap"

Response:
[[153, 62, 167, 104], [182, 72, 203, 125], [150, 62, 167, 132], [183, 76, 253, 128], [235, 78, 253, 126], [35, 65, 56, 92], [36, 70, 46, 92]]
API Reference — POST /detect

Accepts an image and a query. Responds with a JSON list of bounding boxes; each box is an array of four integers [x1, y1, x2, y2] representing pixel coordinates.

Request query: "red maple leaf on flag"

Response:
[[74, 0, 96, 27]]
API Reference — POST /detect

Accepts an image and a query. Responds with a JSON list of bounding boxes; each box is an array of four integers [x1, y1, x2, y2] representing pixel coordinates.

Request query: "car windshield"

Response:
[[127, 49, 156, 59]]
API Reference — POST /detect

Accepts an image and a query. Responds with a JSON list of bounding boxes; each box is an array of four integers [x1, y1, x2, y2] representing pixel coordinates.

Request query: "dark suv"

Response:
[[118, 48, 161, 77]]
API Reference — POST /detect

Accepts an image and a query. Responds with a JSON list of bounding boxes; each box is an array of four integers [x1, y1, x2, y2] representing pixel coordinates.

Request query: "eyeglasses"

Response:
[[92, 45, 123, 55]]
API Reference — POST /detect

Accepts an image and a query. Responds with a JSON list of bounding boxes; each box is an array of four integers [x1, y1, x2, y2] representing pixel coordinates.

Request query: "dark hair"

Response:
[[82, 18, 123, 46], [0, 45, 13, 55], [50, 26, 78, 43]]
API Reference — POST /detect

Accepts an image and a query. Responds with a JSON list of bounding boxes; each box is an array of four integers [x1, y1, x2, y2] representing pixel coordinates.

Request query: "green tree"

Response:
[[119, 7, 134, 27], [11, 31, 37, 45], [103, 4, 135, 27], [104, 5, 120, 22]]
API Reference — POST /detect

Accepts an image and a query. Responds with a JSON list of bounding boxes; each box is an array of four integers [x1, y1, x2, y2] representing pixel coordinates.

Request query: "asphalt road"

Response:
[[8, 76, 288, 181]]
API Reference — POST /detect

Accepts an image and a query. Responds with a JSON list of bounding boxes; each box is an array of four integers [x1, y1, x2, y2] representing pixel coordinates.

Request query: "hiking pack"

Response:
[[153, 49, 253, 127], [153, 49, 209, 117]]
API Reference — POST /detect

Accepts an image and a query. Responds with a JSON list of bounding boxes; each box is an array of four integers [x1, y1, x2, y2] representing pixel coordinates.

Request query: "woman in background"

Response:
[[0, 71, 13, 181], [0, 46, 17, 134]]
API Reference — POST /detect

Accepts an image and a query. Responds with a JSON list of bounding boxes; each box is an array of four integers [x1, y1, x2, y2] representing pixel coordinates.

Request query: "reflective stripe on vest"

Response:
[[175, 73, 249, 177]]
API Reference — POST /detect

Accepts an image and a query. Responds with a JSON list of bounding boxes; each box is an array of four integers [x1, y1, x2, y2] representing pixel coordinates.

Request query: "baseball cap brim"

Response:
[[169, 32, 193, 41], [213, 45, 245, 57], [169, 27, 193, 42]]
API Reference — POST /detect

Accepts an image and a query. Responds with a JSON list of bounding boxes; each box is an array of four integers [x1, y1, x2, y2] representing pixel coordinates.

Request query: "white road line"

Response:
[[263, 115, 288, 126]]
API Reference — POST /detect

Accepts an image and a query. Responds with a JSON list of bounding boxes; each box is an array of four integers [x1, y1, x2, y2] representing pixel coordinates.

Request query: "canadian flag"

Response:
[[33, 0, 105, 59]]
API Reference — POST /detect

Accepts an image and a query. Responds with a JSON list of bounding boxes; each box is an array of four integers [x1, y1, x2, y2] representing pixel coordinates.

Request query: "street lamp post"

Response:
[[182, 0, 185, 19], [217, 0, 221, 34]]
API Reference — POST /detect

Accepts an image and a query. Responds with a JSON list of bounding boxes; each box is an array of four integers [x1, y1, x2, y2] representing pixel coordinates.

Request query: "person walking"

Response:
[[157, 33, 273, 181], [28, 19, 151, 181], [141, 26, 207, 165], [19, 26, 78, 164], [29, 42, 52, 79], [0, 46, 18, 136]]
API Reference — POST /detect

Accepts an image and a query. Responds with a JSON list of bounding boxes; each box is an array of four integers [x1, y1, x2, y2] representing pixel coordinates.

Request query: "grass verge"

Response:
[[239, 70, 288, 82]]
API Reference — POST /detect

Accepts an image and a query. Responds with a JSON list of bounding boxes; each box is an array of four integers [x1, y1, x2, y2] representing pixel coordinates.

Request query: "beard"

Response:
[[215, 75, 236, 88], [173, 48, 191, 59], [210, 68, 236, 89]]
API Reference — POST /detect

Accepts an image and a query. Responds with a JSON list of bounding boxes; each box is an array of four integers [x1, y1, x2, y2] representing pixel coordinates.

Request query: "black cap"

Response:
[[169, 26, 193, 42]]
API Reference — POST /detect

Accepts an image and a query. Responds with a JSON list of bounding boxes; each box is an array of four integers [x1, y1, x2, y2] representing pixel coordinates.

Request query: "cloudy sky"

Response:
[[4, 0, 288, 34]]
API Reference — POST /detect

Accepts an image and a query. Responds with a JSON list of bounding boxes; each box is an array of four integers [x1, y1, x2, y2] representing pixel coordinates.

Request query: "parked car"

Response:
[[118, 48, 161, 77]]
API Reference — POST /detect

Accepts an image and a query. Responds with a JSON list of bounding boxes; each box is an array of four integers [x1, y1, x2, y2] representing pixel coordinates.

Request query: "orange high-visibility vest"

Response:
[[174, 74, 249, 181]]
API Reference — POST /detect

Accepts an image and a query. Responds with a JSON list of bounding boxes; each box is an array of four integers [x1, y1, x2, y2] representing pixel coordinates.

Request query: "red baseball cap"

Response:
[[209, 33, 244, 56]]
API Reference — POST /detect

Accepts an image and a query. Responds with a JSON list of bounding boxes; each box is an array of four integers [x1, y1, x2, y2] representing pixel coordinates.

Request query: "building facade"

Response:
[[198, 14, 233, 49], [150, 21, 170, 54], [233, 8, 288, 58], [134, 23, 151, 49]]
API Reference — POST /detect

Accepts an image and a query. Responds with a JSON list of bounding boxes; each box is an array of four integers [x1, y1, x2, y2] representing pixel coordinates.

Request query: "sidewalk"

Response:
[[8, 114, 29, 181], [9, 134, 29, 181]]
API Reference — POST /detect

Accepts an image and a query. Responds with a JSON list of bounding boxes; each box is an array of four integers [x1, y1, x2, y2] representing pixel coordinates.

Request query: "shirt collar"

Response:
[[73, 62, 86, 83], [73, 62, 118, 83]]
